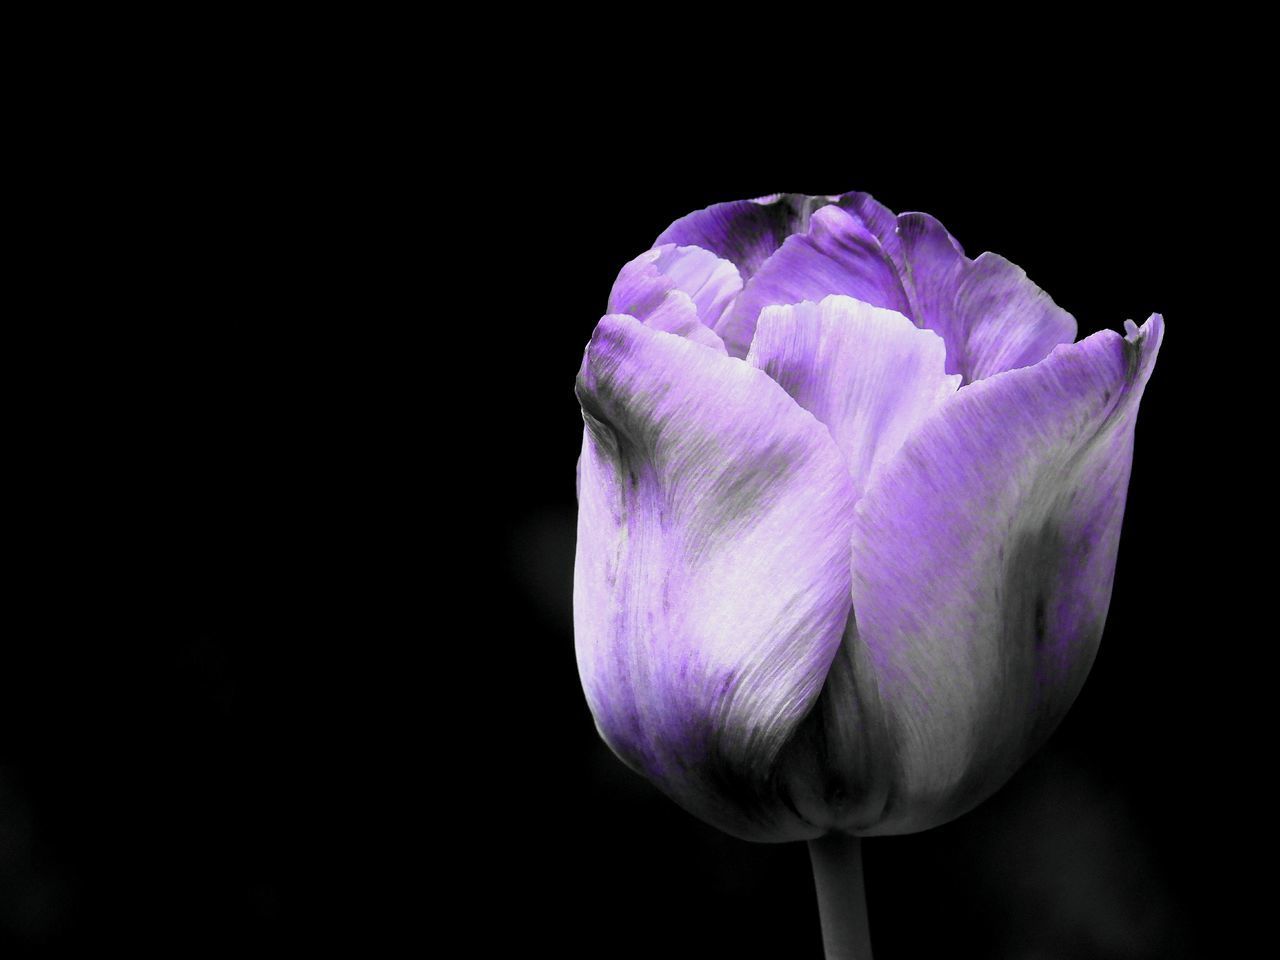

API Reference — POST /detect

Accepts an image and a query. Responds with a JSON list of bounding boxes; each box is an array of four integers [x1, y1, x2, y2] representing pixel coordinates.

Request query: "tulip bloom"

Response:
[[573, 190, 1161, 955]]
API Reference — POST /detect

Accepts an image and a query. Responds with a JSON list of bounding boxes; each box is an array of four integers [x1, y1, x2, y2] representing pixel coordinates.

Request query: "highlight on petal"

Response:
[[845, 315, 1164, 835], [608, 243, 742, 335], [716, 207, 912, 359], [574, 315, 858, 840], [747, 295, 960, 499]]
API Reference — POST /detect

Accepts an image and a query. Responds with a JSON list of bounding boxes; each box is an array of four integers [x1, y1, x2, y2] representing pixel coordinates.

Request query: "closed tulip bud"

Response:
[[573, 190, 1161, 957]]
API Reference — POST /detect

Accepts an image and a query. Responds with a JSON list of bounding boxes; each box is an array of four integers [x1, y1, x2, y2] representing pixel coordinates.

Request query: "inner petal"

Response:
[[716, 205, 911, 359], [747, 295, 961, 499], [655, 193, 841, 280], [608, 243, 743, 332], [640, 291, 728, 354]]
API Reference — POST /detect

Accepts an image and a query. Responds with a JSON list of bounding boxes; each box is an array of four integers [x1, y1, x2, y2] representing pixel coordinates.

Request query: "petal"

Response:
[[655, 193, 840, 280], [868, 209, 1077, 382], [608, 243, 743, 334], [834, 191, 904, 265], [640, 290, 728, 354], [574, 315, 858, 840], [955, 252, 1079, 381], [846, 316, 1164, 835], [716, 206, 912, 358], [747, 295, 960, 500], [891, 212, 970, 372]]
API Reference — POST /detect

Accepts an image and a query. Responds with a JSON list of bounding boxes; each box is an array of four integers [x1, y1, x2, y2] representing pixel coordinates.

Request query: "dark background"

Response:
[[1, 57, 1261, 957]]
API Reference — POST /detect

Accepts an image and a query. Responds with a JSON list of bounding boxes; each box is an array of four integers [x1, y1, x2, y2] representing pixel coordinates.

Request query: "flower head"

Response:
[[574, 190, 1162, 841]]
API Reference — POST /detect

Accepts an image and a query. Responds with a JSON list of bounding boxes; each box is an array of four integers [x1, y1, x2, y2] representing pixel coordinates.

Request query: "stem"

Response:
[[808, 832, 872, 960]]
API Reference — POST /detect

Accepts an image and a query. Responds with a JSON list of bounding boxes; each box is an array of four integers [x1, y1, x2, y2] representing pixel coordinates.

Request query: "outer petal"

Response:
[[716, 207, 912, 358], [747, 295, 960, 499], [847, 316, 1163, 835], [574, 315, 858, 840], [608, 244, 742, 336]]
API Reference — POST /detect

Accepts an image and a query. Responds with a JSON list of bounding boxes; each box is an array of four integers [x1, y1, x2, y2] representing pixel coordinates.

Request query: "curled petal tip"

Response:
[[1129, 313, 1165, 343]]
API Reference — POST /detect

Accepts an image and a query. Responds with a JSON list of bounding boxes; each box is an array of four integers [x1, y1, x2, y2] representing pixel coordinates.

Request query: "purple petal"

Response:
[[716, 206, 912, 358], [640, 290, 728, 354], [862, 209, 1077, 382], [955, 252, 1079, 381], [608, 244, 742, 336], [747, 295, 960, 500], [655, 193, 833, 280], [843, 316, 1163, 835], [574, 315, 857, 840], [890, 212, 969, 367], [654, 189, 1077, 377]]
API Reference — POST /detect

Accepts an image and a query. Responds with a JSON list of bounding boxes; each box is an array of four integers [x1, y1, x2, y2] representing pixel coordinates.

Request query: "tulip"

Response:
[[573, 190, 1161, 957]]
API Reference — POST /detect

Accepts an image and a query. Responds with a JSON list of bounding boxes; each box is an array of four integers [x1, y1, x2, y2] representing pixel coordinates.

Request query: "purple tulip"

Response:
[[573, 189, 1161, 955]]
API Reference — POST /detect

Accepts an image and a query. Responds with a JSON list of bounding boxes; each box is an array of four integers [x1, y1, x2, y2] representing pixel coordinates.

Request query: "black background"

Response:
[[1, 57, 1261, 958]]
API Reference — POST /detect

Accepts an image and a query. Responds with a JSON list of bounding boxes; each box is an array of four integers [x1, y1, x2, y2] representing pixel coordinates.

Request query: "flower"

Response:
[[573, 190, 1162, 842]]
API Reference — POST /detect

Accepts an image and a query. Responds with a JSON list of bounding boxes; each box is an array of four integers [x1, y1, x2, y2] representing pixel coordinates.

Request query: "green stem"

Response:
[[808, 832, 872, 960]]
